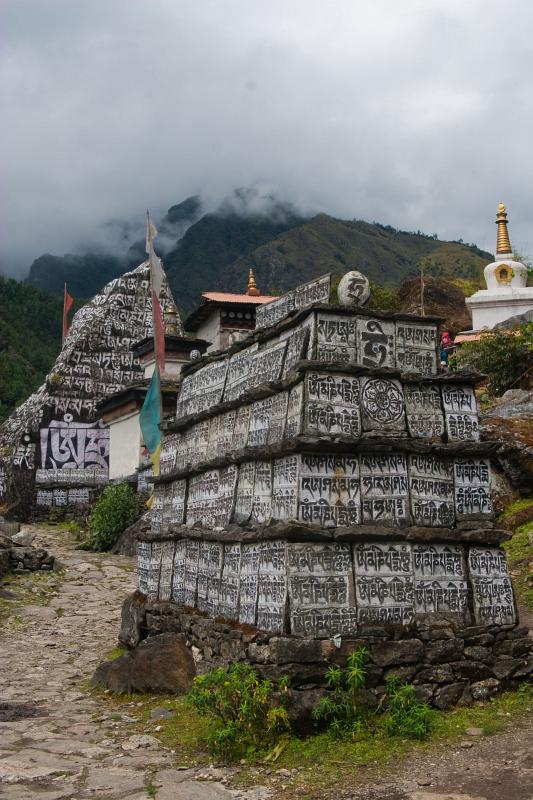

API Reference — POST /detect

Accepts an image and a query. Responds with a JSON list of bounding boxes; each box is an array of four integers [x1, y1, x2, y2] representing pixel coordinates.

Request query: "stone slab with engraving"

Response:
[[219, 543, 241, 621], [395, 321, 438, 375], [239, 543, 260, 625], [409, 455, 455, 527], [360, 453, 409, 526], [356, 317, 395, 369], [232, 404, 252, 451], [268, 392, 289, 445], [196, 541, 223, 616], [171, 539, 187, 605], [337, 271, 370, 307], [272, 455, 299, 520], [354, 542, 414, 626], [184, 539, 200, 608], [248, 340, 287, 388], [404, 384, 445, 440], [454, 457, 493, 522], [299, 453, 361, 527], [360, 376, 406, 433], [469, 546, 516, 625], [248, 397, 274, 448], [165, 479, 187, 526], [315, 312, 357, 363], [251, 460, 273, 524], [137, 540, 151, 595], [285, 383, 304, 438], [147, 540, 162, 600], [288, 542, 356, 637], [442, 384, 480, 442], [177, 359, 229, 418], [412, 543, 468, 617], [255, 294, 296, 331], [280, 315, 315, 378], [158, 540, 176, 601], [304, 372, 361, 438], [234, 461, 256, 522], [160, 433, 179, 475], [257, 540, 287, 633], [223, 343, 259, 403]]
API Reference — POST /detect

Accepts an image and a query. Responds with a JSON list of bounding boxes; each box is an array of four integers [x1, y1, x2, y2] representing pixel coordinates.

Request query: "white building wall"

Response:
[[108, 411, 141, 480], [196, 312, 221, 352]]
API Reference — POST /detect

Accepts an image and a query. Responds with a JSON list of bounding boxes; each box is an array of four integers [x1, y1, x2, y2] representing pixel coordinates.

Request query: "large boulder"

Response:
[[91, 632, 196, 694]]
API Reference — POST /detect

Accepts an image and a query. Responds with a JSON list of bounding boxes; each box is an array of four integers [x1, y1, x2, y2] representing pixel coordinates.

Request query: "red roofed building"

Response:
[[184, 269, 277, 352]]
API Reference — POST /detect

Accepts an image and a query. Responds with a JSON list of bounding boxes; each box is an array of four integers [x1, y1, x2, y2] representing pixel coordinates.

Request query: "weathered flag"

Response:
[[63, 284, 74, 343], [140, 366, 162, 480], [145, 211, 165, 370]]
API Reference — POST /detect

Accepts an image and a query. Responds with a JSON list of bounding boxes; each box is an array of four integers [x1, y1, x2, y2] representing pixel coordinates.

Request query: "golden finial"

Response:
[[495, 202, 512, 255], [247, 268, 260, 296]]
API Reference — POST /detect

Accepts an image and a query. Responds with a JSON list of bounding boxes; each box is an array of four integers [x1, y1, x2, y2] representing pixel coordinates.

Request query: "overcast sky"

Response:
[[2, 0, 533, 277]]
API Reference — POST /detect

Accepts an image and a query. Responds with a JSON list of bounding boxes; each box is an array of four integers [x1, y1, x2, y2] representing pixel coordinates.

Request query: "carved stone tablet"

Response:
[[280, 315, 315, 378], [360, 453, 409, 526], [294, 274, 331, 310], [469, 547, 515, 625], [353, 542, 414, 626], [299, 453, 360, 527], [197, 541, 223, 616], [337, 271, 370, 307], [137, 540, 151, 595], [171, 539, 187, 605], [454, 458, 493, 521], [184, 539, 200, 607], [442, 385, 479, 442], [232, 405, 251, 451], [257, 540, 287, 633], [147, 540, 162, 600], [251, 460, 273, 524], [223, 343, 259, 403], [248, 398, 273, 449], [395, 321, 438, 376], [272, 455, 299, 520], [304, 373, 361, 438], [255, 293, 296, 331], [239, 543, 260, 625], [248, 340, 287, 388], [285, 383, 304, 439], [409, 454, 455, 527], [356, 317, 395, 369], [360, 377, 406, 433], [219, 543, 241, 621], [404, 384, 445, 440], [158, 540, 176, 601], [288, 542, 356, 637], [413, 544, 468, 617], [215, 465, 238, 528], [166, 479, 187, 525], [268, 392, 289, 445], [187, 469, 220, 528], [234, 461, 255, 522], [315, 313, 357, 363], [176, 358, 229, 418], [150, 485, 165, 533], [160, 433, 179, 475]]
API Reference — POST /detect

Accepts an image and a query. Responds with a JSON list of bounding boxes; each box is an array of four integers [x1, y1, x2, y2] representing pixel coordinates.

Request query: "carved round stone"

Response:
[[337, 271, 370, 307], [361, 378, 404, 423], [190, 349, 201, 361]]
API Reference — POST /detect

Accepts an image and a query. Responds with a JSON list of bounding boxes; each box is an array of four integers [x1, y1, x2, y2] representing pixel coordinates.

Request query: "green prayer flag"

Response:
[[140, 368, 162, 475]]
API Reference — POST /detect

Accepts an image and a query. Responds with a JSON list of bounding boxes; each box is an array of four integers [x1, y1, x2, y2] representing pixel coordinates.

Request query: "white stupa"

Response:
[[465, 203, 532, 330]]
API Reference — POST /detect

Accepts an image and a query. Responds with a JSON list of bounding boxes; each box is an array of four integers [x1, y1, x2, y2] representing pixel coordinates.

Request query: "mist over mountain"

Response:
[[26, 192, 491, 314]]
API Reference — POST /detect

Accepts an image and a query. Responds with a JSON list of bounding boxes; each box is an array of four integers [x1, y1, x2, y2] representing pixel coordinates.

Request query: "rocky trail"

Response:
[[0, 526, 531, 800]]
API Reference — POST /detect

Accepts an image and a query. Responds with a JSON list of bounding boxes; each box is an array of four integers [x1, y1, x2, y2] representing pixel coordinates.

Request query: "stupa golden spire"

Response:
[[246, 268, 260, 296], [495, 202, 512, 255]]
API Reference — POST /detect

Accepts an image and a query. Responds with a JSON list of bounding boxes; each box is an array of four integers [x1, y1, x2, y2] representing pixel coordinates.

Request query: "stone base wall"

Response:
[[121, 591, 533, 710]]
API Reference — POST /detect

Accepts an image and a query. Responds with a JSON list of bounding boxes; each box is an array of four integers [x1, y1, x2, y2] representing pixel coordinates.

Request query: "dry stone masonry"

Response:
[[131, 273, 531, 706]]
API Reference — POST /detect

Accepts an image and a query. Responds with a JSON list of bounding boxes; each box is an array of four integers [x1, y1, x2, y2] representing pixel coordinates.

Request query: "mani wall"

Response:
[[137, 274, 516, 634], [0, 263, 180, 518]]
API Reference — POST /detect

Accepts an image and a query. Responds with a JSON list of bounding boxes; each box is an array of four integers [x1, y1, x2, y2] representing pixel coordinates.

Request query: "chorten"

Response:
[[465, 203, 532, 329]]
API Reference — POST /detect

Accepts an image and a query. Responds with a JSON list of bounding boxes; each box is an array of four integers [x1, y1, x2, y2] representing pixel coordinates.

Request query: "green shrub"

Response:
[[312, 647, 368, 737], [87, 482, 138, 551], [456, 322, 533, 396], [187, 663, 290, 761], [380, 677, 436, 739]]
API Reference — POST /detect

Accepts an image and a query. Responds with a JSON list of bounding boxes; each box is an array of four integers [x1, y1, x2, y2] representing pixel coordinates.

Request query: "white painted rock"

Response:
[[337, 271, 370, 306]]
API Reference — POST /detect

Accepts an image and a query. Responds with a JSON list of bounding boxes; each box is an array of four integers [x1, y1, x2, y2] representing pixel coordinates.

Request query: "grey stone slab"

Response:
[[360, 376, 406, 433], [353, 541, 414, 625], [251, 460, 273, 524], [454, 458, 493, 521], [359, 453, 409, 526], [272, 455, 299, 521], [315, 312, 357, 363], [356, 316, 395, 369], [298, 452, 360, 527], [404, 384, 445, 440], [171, 539, 187, 604], [233, 461, 255, 522], [304, 372, 361, 438], [285, 382, 304, 438], [409, 454, 455, 528]]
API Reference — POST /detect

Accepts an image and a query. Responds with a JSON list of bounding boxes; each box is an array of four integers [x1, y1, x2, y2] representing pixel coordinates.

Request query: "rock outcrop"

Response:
[[481, 390, 533, 494]]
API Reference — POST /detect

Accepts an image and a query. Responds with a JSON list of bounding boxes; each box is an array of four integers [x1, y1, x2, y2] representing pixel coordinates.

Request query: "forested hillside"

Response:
[[0, 277, 63, 422]]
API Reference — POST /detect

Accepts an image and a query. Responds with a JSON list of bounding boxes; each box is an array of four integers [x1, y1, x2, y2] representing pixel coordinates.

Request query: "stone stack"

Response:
[[133, 273, 531, 705]]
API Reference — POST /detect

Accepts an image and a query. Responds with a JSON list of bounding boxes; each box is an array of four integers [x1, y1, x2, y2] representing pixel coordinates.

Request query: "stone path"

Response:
[[0, 526, 267, 800]]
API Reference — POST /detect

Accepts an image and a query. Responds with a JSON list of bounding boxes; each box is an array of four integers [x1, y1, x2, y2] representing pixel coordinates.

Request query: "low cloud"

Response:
[[1, 0, 532, 277]]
